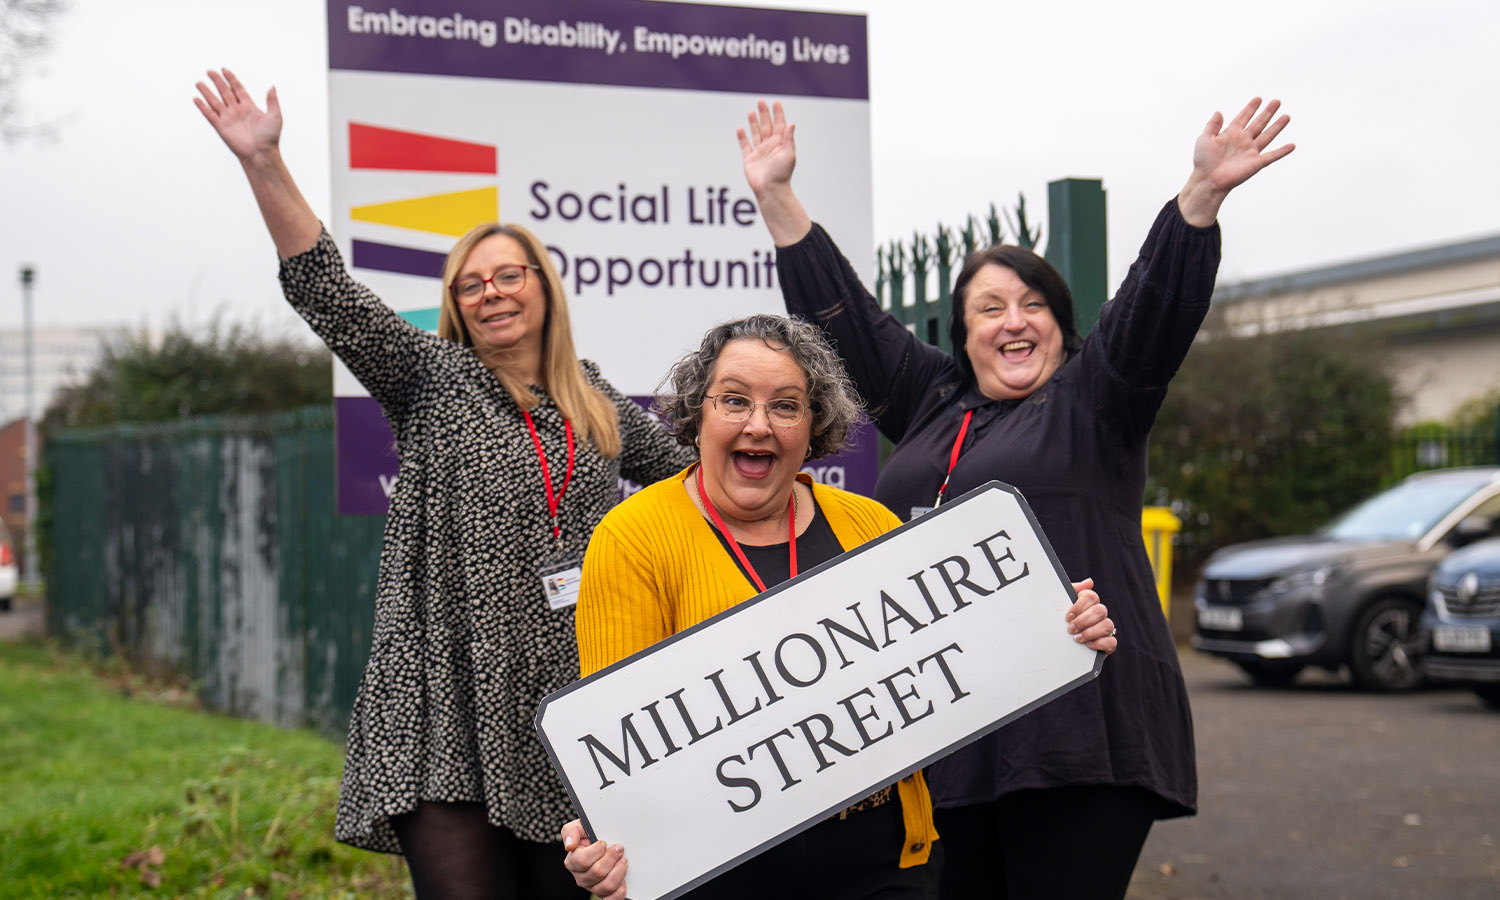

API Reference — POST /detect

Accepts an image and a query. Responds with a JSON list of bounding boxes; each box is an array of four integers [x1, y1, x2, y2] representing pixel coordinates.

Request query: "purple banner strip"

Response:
[[337, 395, 881, 516], [351, 238, 449, 279], [337, 396, 401, 516], [330, 0, 868, 100]]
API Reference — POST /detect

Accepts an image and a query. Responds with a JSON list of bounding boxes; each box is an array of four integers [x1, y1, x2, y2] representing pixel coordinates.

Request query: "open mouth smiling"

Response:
[[1000, 340, 1036, 359], [732, 449, 777, 478]]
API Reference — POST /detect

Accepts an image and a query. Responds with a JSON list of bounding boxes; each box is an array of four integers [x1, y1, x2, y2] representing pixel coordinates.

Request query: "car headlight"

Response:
[[1269, 565, 1334, 595], [1428, 580, 1450, 618]]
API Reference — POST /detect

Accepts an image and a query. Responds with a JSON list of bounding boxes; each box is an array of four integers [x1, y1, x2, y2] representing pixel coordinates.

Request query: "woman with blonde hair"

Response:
[[195, 68, 691, 899]]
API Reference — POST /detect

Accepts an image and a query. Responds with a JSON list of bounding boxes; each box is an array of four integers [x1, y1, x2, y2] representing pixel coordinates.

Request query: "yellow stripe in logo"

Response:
[[351, 187, 498, 237]]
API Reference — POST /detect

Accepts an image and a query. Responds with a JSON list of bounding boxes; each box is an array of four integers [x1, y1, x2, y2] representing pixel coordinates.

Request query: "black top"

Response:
[[709, 497, 844, 590], [775, 199, 1220, 817]]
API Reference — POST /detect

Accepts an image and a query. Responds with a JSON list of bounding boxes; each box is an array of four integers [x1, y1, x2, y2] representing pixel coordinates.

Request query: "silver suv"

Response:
[[1193, 467, 1500, 691]]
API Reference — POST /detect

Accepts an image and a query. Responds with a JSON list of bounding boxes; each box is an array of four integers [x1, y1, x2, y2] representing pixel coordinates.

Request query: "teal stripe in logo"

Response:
[[399, 307, 441, 333]]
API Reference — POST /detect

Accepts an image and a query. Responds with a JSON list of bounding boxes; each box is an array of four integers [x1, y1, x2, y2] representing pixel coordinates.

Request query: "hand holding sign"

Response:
[[558, 579, 1113, 899], [540, 481, 1115, 900], [561, 821, 627, 900]]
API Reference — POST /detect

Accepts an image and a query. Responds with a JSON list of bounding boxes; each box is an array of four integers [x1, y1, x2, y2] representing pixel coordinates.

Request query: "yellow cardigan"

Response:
[[576, 465, 937, 868]]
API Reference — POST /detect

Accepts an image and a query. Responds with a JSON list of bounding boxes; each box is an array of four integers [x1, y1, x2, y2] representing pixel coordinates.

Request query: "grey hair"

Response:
[[654, 314, 866, 460]]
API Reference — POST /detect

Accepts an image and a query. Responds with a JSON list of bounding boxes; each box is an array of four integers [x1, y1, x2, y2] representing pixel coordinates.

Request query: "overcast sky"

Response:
[[2, 0, 1497, 343]]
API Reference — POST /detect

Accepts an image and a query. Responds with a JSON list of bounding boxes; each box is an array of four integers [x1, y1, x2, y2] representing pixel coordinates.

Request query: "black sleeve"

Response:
[[1083, 198, 1222, 439], [775, 223, 960, 443], [278, 230, 438, 420]]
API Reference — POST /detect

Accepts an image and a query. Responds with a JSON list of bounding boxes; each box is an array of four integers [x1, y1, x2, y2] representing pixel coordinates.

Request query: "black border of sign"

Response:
[[535, 479, 1103, 900]]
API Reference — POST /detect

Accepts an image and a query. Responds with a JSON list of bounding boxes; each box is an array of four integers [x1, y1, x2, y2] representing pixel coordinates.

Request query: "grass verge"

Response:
[[0, 641, 411, 899]]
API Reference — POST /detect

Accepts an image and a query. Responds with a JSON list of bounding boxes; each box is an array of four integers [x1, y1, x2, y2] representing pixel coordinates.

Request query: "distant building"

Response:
[[0, 325, 114, 423], [0, 417, 27, 571], [1210, 233, 1500, 425]]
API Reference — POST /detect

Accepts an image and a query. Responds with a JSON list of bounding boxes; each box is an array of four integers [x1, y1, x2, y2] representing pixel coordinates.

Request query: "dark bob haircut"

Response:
[[947, 244, 1085, 383]]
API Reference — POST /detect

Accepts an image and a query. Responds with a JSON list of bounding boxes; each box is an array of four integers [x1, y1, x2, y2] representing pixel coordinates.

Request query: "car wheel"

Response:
[[1347, 596, 1425, 691], [1473, 684, 1500, 710], [1234, 660, 1305, 687]]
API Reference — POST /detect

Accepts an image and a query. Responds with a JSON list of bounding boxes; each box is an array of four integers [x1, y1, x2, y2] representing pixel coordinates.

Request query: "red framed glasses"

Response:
[[450, 264, 539, 305]]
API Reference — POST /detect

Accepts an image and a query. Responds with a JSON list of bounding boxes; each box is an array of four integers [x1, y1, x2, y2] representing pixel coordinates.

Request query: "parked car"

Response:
[[0, 519, 17, 612], [1193, 467, 1500, 690], [1420, 537, 1500, 709]]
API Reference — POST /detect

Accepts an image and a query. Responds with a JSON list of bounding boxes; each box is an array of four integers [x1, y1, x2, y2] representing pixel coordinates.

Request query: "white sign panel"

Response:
[[325, 0, 873, 513], [536, 482, 1103, 900]]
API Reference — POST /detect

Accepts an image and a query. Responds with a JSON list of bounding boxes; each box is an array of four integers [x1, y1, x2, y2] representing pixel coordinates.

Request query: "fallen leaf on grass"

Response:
[[120, 845, 166, 869], [120, 846, 166, 888]]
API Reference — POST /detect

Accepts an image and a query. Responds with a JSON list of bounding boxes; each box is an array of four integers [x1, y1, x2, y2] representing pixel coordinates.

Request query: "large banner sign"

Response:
[[536, 482, 1104, 900], [326, 0, 874, 514]]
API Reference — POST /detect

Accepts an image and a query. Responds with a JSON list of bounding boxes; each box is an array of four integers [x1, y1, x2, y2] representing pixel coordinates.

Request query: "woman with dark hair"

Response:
[[194, 69, 692, 899], [738, 98, 1293, 899], [558, 314, 1119, 900]]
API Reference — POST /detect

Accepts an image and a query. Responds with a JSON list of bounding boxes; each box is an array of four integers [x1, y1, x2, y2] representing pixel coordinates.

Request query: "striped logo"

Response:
[[347, 123, 498, 293]]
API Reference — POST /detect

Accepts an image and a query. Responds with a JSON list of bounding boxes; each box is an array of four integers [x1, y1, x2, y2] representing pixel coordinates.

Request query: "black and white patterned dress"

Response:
[[279, 233, 693, 850]]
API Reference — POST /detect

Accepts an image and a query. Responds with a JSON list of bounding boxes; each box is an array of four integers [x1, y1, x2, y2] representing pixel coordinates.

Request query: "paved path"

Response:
[[0, 600, 45, 641], [1129, 651, 1500, 899]]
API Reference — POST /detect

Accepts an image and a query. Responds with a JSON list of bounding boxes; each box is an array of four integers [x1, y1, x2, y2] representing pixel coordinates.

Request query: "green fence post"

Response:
[[1045, 178, 1108, 336]]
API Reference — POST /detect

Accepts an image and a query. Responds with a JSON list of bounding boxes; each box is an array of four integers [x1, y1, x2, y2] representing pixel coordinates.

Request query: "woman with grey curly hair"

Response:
[[559, 313, 1115, 900], [654, 313, 865, 461]]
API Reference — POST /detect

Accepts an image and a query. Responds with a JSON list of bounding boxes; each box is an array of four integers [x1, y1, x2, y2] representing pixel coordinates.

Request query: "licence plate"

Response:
[[1433, 625, 1492, 653], [1199, 605, 1243, 631]]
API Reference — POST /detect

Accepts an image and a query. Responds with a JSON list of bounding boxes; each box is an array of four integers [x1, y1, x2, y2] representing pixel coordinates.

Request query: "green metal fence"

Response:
[[875, 179, 1106, 347], [1388, 421, 1500, 483], [44, 406, 384, 737]]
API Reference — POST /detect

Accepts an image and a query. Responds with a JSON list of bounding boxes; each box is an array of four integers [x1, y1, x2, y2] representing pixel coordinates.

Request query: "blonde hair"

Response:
[[437, 223, 621, 458]]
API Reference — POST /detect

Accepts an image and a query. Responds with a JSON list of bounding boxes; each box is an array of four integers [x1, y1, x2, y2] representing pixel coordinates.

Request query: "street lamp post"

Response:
[[18, 265, 38, 590]]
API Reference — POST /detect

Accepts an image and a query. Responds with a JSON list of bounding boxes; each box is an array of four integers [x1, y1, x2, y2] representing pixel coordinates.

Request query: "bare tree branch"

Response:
[[1, 0, 68, 143]]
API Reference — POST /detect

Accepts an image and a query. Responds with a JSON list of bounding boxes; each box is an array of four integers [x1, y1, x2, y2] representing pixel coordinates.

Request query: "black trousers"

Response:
[[390, 801, 587, 900], [681, 800, 941, 900], [934, 785, 1163, 900]]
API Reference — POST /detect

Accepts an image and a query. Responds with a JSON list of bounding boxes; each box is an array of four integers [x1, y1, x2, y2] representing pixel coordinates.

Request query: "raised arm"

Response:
[[1176, 97, 1295, 227], [738, 100, 812, 247], [739, 100, 958, 440], [194, 68, 322, 259], [1082, 99, 1294, 439]]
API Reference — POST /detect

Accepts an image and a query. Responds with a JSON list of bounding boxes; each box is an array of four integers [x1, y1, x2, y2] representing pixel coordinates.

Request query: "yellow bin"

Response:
[[1140, 507, 1181, 618]]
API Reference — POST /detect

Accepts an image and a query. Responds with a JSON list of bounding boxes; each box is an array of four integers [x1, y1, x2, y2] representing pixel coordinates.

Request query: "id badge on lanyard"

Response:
[[538, 551, 583, 610], [524, 409, 579, 612]]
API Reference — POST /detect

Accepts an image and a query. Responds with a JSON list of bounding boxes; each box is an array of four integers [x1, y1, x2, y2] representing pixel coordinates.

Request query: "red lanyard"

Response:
[[933, 409, 974, 507], [522, 410, 574, 540], [696, 464, 796, 592]]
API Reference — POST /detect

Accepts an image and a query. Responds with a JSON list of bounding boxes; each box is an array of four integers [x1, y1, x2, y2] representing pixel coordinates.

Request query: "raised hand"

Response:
[[737, 99, 797, 199], [736, 99, 812, 246], [192, 68, 320, 258], [194, 68, 281, 162], [1178, 97, 1295, 227]]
